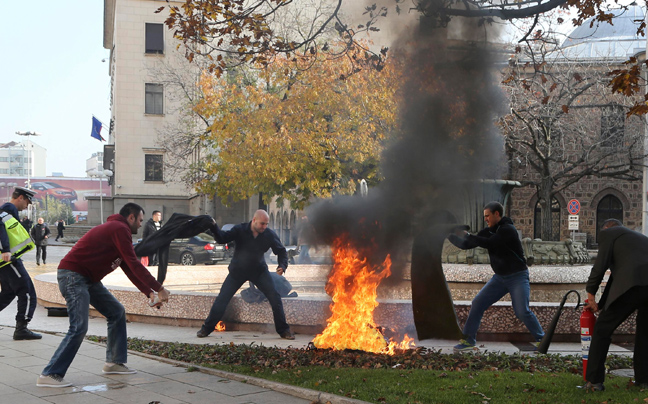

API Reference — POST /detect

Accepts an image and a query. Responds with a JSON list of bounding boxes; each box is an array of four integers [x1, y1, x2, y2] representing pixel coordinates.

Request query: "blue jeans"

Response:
[[462, 270, 544, 345], [203, 270, 290, 334], [42, 269, 127, 377]]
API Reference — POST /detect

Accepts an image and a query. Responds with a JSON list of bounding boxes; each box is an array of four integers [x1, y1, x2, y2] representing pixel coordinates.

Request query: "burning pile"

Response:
[[312, 234, 414, 354]]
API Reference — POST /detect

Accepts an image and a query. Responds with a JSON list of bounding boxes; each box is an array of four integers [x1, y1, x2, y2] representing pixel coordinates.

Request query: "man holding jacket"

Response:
[[447, 201, 544, 351], [581, 219, 648, 391], [37, 203, 170, 388], [196, 209, 295, 340]]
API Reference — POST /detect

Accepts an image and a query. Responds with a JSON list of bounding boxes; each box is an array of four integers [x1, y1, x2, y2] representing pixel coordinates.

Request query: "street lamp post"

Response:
[[89, 169, 113, 224], [15, 131, 41, 219]]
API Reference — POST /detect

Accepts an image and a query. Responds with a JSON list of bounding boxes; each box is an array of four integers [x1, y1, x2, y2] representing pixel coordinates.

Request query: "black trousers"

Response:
[[35, 245, 47, 263], [202, 270, 290, 335], [586, 285, 648, 384], [156, 247, 169, 285], [0, 259, 38, 322]]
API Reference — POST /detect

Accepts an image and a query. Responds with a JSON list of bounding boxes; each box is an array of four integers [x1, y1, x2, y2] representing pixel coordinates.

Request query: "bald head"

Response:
[[251, 209, 270, 236]]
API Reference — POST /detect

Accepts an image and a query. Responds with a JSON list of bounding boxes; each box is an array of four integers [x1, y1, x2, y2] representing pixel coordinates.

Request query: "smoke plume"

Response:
[[307, 0, 507, 275]]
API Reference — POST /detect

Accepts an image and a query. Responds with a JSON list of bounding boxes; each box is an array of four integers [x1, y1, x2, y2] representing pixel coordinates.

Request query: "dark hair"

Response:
[[119, 203, 144, 219], [484, 201, 504, 217], [602, 218, 623, 230], [11, 190, 21, 199], [152, 210, 161, 215]]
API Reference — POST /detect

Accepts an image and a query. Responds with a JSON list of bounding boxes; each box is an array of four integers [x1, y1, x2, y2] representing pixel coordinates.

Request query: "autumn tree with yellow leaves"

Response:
[[188, 52, 401, 209]]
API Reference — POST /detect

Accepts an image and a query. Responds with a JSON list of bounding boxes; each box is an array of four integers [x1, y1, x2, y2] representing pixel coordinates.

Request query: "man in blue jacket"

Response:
[[0, 187, 42, 340], [448, 201, 544, 351], [196, 209, 295, 339]]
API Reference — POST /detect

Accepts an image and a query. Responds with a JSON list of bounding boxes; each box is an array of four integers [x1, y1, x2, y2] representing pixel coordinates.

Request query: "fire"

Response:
[[312, 234, 415, 354], [214, 321, 226, 332]]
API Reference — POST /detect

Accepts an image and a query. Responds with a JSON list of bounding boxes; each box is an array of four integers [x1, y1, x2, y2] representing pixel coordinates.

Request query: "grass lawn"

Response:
[[89, 336, 648, 404], [213, 366, 647, 404]]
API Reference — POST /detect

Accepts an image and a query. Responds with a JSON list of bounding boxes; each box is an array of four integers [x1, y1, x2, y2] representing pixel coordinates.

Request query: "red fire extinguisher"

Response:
[[580, 299, 597, 380]]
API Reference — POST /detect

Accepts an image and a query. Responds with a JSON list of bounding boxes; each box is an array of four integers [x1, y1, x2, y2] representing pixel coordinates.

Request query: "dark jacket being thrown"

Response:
[[212, 221, 288, 280], [31, 223, 51, 246], [448, 216, 527, 276]]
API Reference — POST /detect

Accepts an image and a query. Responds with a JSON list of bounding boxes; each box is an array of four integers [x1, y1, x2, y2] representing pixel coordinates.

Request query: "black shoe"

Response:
[[634, 381, 648, 389], [280, 330, 295, 340], [43, 261, 46, 265], [36, 262, 40, 266], [577, 382, 605, 391], [196, 327, 211, 338], [14, 325, 43, 340]]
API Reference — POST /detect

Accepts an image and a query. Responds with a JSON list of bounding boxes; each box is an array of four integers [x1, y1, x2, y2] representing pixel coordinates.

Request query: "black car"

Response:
[[168, 233, 228, 265]]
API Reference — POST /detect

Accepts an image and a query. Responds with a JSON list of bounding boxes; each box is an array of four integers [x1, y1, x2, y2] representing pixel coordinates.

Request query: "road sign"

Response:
[[569, 215, 579, 230], [568, 199, 581, 215]]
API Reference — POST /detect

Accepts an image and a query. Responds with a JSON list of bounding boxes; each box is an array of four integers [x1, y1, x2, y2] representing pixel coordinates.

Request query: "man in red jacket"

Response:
[[37, 203, 170, 388]]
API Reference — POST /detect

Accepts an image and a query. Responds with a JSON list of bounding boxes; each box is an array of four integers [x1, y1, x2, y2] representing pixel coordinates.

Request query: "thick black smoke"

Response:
[[306, 0, 506, 275]]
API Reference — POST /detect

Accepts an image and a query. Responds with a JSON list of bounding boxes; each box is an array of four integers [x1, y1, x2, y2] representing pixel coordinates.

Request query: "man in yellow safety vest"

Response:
[[0, 186, 41, 340]]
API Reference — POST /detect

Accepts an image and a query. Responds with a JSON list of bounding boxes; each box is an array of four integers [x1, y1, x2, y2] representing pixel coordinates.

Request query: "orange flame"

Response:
[[215, 321, 226, 332], [312, 234, 415, 354]]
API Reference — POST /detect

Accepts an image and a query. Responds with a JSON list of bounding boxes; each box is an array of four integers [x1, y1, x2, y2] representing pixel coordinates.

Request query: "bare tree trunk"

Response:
[[539, 181, 554, 241]]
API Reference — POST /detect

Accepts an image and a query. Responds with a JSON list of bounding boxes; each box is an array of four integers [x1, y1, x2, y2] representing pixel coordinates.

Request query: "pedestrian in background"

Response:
[[580, 219, 648, 391], [30, 217, 50, 265], [21, 216, 32, 232], [0, 187, 42, 340], [447, 201, 544, 352], [37, 203, 170, 388], [55, 219, 65, 241], [142, 210, 162, 266]]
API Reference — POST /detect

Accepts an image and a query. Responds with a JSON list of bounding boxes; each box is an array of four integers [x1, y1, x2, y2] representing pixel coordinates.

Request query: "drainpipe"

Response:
[[643, 47, 648, 235]]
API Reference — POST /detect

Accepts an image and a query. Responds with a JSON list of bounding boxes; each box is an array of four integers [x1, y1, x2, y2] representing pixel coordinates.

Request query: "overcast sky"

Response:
[[0, 1, 111, 178]]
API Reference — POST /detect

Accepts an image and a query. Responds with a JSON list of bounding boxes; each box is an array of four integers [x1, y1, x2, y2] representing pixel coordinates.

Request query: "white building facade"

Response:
[[0, 140, 47, 179]]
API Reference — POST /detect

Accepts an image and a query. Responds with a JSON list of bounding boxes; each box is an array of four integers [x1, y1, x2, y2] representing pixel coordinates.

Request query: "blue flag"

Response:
[[91, 116, 105, 141]]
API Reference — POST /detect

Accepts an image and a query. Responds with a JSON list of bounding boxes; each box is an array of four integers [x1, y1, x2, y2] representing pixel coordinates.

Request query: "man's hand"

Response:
[[276, 267, 285, 276], [454, 229, 468, 237], [1, 252, 11, 262], [149, 287, 171, 308], [158, 287, 171, 302], [585, 293, 599, 312]]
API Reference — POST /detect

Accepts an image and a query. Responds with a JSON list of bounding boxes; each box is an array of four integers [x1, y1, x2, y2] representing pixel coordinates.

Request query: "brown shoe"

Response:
[[196, 327, 211, 338], [280, 330, 295, 340]]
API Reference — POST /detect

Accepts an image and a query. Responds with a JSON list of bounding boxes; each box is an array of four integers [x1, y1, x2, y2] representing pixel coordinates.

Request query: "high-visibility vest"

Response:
[[0, 210, 35, 268]]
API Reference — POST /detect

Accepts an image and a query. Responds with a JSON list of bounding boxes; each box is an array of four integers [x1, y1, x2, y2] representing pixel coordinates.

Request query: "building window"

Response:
[[596, 194, 623, 242], [601, 105, 624, 148], [534, 198, 561, 241], [145, 154, 163, 181], [145, 84, 163, 115], [145, 23, 164, 54]]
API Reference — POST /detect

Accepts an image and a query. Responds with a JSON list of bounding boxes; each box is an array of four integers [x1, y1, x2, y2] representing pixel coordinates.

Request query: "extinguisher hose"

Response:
[[536, 289, 582, 354]]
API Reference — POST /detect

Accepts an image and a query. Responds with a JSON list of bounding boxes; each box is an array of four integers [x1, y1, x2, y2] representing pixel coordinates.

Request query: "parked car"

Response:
[[31, 182, 78, 205], [168, 233, 228, 265]]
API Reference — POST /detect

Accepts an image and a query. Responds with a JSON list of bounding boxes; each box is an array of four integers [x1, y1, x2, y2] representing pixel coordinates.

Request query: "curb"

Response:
[[125, 346, 371, 404]]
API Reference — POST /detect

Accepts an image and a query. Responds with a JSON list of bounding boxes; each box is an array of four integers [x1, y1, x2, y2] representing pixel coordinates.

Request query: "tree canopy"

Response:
[[190, 50, 402, 209]]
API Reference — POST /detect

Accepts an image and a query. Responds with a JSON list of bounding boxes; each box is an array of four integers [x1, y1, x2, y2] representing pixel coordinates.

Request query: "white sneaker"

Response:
[[102, 363, 137, 374], [37, 374, 72, 388]]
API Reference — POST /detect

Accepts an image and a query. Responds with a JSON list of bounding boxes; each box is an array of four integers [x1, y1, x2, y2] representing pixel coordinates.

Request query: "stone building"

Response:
[[506, 6, 646, 246]]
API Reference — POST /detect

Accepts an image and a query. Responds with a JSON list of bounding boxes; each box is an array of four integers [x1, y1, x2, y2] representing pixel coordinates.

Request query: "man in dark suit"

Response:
[[582, 219, 648, 391]]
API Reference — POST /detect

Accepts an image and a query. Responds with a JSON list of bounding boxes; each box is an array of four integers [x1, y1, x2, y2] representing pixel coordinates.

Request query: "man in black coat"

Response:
[[196, 209, 295, 340], [30, 217, 50, 265], [581, 219, 648, 391], [447, 201, 544, 351], [55, 220, 65, 241], [142, 210, 162, 266]]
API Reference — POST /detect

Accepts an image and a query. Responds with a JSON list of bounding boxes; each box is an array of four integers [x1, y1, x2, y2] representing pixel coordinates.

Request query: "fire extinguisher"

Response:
[[580, 299, 597, 380]]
